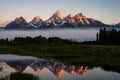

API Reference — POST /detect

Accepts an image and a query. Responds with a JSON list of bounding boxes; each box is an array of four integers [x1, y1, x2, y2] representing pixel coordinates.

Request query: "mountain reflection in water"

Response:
[[0, 54, 120, 80], [0, 60, 90, 78]]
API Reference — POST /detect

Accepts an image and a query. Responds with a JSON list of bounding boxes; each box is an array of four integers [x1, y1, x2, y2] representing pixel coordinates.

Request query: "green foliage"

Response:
[[10, 72, 38, 80], [0, 35, 74, 46], [0, 32, 120, 71], [98, 27, 120, 44]]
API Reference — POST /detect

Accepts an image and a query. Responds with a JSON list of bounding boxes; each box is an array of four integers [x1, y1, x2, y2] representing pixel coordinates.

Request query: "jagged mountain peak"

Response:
[[19, 16, 24, 19], [68, 14, 74, 18], [45, 10, 65, 26], [75, 12, 84, 18], [75, 13, 84, 24], [5, 11, 108, 29], [30, 16, 44, 28], [65, 14, 76, 24], [33, 16, 41, 22], [54, 10, 64, 19], [14, 16, 27, 24], [55, 10, 61, 14], [75, 13, 83, 17], [15, 16, 25, 21], [74, 12, 90, 24], [5, 16, 34, 29]]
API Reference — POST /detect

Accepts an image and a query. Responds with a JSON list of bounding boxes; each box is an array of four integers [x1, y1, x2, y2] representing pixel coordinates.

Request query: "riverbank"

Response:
[[0, 35, 120, 73], [0, 43, 120, 68]]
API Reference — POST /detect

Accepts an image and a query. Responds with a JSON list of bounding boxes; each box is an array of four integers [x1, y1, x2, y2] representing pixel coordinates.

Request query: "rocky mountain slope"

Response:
[[5, 10, 109, 29]]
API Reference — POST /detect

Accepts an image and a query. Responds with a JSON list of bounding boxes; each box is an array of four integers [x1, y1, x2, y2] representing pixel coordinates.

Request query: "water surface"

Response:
[[0, 54, 120, 80]]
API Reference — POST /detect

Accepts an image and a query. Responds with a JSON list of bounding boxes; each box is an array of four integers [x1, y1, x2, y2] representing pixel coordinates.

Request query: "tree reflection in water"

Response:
[[0, 59, 120, 80], [0, 60, 93, 79]]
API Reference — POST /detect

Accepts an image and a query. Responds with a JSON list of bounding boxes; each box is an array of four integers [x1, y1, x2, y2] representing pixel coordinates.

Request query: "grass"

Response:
[[0, 44, 120, 68]]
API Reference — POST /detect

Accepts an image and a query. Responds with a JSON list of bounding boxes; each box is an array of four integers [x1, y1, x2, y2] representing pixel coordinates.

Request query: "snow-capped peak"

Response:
[[45, 10, 65, 26], [74, 13, 90, 24], [5, 11, 107, 29], [33, 16, 41, 22], [14, 16, 27, 24], [54, 10, 64, 19], [83, 16, 89, 24], [75, 13, 83, 21], [68, 14, 74, 18], [65, 14, 75, 23], [30, 16, 44, 28], [15, 16, 25, 21], [75, 13, 84, 24]]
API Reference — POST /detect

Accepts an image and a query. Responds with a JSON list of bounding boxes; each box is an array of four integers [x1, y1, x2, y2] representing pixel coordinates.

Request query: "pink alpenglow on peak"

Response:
[[55, 10, 64, 19], [5, 10, 108, 29], [34, 16, 41, 22]]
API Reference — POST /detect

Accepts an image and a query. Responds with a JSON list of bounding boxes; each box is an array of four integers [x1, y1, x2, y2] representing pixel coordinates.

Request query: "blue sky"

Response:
[[0, 0, 120, 24]]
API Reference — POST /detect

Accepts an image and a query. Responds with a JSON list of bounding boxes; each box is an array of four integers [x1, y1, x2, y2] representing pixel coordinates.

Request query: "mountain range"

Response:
[[5, 10, 112, 29]]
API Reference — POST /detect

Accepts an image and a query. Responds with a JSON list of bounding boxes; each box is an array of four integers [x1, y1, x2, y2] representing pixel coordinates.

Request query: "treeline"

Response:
[[0, 36, 77, 45], [97, 28, 120, 44], [0, 28, 120, 45]]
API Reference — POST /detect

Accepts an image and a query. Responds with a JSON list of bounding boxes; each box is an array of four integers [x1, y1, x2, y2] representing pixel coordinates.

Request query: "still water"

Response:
[[0, 28, 99, 41], [0, 54, 120, 80]]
